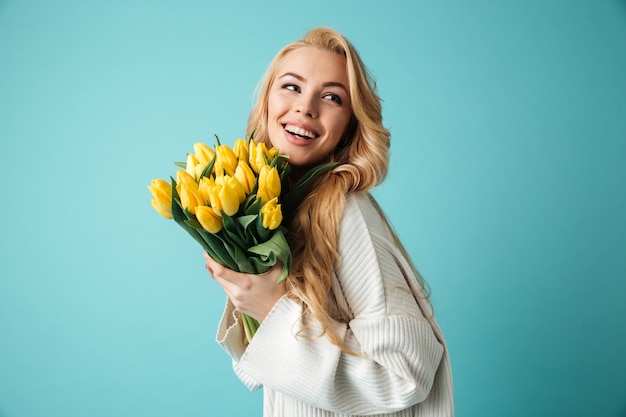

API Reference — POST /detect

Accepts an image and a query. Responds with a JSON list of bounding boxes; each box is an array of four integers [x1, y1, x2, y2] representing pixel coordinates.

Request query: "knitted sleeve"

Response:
[[216, 192, 446, 415]]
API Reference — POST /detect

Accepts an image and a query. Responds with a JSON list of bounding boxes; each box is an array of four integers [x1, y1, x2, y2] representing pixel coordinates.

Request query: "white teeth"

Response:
[[285, 124, 316, 139]]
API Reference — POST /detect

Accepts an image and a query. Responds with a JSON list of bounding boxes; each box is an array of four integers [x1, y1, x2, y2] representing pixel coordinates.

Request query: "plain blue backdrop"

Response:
[[1, 1, 625, 416]]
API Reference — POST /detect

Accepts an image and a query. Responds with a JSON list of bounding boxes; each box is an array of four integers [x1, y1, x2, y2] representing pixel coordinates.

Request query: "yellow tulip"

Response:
[[207, 182, 240, 217], [176, 169, 196, 191], [175, 169, 202, 215], [215, 145, 237, 176], [257, 165, 281, 204], [198, 176, 215, 204], [260, 197, 283, 230], [206, 183, 220, 214], [179, 181, 203, 215], [249, 142, 269, 173], [194, 163, 207, 179], [196, 205, 223, 233], [233, 138, 249, 161], [266, 145, 279, 159], [186, 153, 200, 178], [234, 160, 256, 194], [148, 179, 173, 219], [194, 142, 215, 165], [220, 180, 242, 216], [222, 175, 246, 204]]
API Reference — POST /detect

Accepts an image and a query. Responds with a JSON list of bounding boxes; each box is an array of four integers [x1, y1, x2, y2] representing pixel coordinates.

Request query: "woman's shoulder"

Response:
[[344, 192, 387, 228], [340, 192, 394, 246], [344, 191, 376, 215]]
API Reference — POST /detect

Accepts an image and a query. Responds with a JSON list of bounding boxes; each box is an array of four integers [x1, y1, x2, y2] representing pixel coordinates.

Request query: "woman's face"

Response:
[[266, 46, 352, 171]]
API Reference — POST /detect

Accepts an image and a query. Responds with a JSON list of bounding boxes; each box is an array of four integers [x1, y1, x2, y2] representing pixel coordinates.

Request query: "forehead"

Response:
[[276, 46, 349, 87]]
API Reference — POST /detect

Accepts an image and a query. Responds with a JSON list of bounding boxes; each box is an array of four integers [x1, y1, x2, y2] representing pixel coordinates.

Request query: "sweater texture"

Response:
[[216, 192, 454, 416]]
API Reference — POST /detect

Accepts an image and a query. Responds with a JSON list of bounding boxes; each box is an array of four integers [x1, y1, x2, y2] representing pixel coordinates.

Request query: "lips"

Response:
[[284, 123, 319, 140]]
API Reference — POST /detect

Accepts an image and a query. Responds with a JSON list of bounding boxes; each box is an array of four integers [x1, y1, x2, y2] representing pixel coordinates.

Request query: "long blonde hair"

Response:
[[247, 28, 427, 352]]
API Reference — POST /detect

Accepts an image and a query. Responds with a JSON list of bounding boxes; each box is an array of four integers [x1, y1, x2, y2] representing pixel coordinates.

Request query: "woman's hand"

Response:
[[203, 253, 287, 322]]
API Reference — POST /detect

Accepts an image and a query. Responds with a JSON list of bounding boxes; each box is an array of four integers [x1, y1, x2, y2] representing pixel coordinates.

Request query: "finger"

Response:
[[202, 253, 214, 275], [212, 275, 244, 306], [205, 257, 246, 288], [203, 253, 227, 276]]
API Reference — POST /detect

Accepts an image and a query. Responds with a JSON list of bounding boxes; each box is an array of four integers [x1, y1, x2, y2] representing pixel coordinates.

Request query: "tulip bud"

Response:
[[206, 184, 223, 216], [194, 142, 215, 165], [260, 197, 282, 230], [179, 182, 203, 215], [257, 165, 281, 205], [218, 180, 241, 216], [148, 179, 173, 219], [222, 175, 246, 204], [266, 145, 279, 159], [198, 176, 215, 204], [206, 183, 236, 216], [215, 145, 237, 176], [194, 163, 207, 179], [249, 142, 269, 174], [176, 171, 203, 215], [233, 138, 249, 161], [196, 205, 223, 233], [234, 160, 256, 194], [176, 169, 196, 191], [185, 153, 201, 178]]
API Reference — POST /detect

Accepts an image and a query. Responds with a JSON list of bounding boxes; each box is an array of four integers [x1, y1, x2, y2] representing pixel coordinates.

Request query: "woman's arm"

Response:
[[214, 193, 447, 415]]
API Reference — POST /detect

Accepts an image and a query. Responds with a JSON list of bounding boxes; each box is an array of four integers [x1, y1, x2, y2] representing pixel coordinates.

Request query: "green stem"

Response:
[[241, 313, 259, 342]]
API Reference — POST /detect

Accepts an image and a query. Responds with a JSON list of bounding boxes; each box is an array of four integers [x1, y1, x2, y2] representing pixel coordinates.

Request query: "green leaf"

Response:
[[221, 212, 248, 249], [199, 155, 216, 180], [254, 214, 269, 243], [242, 194, 256, 210], [248, 253, 275, 271], [211, 232, 256, 273], [293, 161, 339, 189], [282, 161, 340, 224], [237, 214, 260, 246], [248, 230, 292, 283], [244, 196, 262, 216], [279, 164, 291, 194], [237, 214, 258, 231], [170, 178, 184, 221], [184, 218, 203, 229], [269, 154, 289, 169], [196, 229, 239, 270]]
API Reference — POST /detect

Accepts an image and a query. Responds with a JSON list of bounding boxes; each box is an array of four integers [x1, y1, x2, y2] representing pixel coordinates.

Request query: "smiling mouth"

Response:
[[284, 124, 319, 140]]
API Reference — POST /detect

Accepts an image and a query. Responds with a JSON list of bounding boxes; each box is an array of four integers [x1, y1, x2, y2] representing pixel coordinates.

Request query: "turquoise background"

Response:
[[1, 1, 625, 416]]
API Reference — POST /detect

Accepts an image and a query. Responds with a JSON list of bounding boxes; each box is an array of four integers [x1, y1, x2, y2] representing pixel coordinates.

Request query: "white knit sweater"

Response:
[[216, 192, 454, 416]]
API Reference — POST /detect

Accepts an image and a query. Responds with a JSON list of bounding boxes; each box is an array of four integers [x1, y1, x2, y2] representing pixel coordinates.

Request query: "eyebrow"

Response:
[[278, 72, 348, 93]]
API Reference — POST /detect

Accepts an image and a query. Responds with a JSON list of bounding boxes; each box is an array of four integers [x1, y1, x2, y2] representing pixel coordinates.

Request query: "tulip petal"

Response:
[[196, 205, 223, 233]]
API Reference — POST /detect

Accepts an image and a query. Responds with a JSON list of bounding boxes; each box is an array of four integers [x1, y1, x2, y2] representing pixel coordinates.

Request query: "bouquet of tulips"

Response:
[[148, 136, 336, 342]]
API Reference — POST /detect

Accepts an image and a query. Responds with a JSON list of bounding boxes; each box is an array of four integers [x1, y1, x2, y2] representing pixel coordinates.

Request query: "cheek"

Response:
[[332, 112, 352, 139], [267, 92, 286, 118]]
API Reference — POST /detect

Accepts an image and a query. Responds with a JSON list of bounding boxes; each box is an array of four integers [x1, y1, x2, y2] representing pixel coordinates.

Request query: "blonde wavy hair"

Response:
[[247, 28, 427, 352]]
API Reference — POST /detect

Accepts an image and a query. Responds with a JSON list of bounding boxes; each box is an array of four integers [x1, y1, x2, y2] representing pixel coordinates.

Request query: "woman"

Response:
[[204, 27, 454, 416]]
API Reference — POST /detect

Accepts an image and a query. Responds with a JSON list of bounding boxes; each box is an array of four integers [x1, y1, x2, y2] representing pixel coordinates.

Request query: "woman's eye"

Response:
[[283, 84, 300, 92], [324, 93, 343, 105]]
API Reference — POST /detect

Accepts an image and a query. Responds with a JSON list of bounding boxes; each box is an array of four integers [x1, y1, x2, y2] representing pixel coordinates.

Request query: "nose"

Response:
[[296, 94, 318, 118]]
